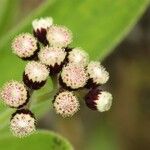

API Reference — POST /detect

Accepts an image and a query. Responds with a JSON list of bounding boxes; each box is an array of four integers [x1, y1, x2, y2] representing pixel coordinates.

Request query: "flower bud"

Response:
[[85, 88, 113, 112], [10, 109, 36, 138], [12, 33, 38, 60], [86, 61, 109, 88], [47, 25, 72, 48], [38, 46, 66, 75], [60, 63, 88, 90], [68, 47, 89, 67], [23, 61, 49, 90], [32, 17, 53, 45], [53, 91, 79, 117], [0, 81, 29, 108]]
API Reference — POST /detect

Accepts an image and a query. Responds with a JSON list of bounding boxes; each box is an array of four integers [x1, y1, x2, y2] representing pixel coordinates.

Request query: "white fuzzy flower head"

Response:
[[47, 25, 72, 47], [12, 33, 37, 58], [10, 109, 36, 138], [53, 91, 79, 117], [85, 88, 113, 112], [0, 81, 28, 108], [68, 47, 89, 67], [96, 91, 113, 112], [39, 46, 66, 67], [32, 17, 53, 31], [87, 61, 109, 85], [61, 63, 88, 89], [24, 61, 49, 83]]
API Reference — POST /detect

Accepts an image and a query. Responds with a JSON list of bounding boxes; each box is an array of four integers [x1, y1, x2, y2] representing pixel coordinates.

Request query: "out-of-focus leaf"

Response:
[[0, 0, 20, 36], [0, 130, 73, 150], [86, 123, 120, 150], [0, 0, 9, 26]]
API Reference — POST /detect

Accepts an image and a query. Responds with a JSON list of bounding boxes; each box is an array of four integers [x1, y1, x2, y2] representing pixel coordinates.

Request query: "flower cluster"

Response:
[[0, 17, 113, 137]]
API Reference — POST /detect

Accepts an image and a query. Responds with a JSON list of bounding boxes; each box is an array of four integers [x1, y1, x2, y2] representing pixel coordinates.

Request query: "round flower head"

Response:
[[32, 17, 53, 45], [53, 91, 79, 117], [10, 109, 36, 138], [68, 47, 89, 67], [23, 61, 49, 90], [0, 81, 29, 108], [12, 33, 38, 60], [47, 25, 72, 47], [60, 63, 88, 90], [85, 88, 113, 112], [38, 46, 66, 75], [86, 61, 109, 88]]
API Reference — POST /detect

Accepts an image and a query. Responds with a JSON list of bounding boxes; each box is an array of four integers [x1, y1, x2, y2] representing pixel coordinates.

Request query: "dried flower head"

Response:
[[85, 88, 113, 112], [12, 33, 38, 59], [0, 81, 29, 108], [38, 46, 66, 74], [32, 17, 53, 45], [10, 109, 36, 138], [60, 63, 88, 90], [68, 47, 89, 67], [47, 25, 72, 47], [86, 61, 109, 88], [53, 91, 79, 117], [23, 61, 49, 90]]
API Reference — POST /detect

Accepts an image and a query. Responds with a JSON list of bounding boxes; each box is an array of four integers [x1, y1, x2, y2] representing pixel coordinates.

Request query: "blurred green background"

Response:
[[0, 0, 150, 149]]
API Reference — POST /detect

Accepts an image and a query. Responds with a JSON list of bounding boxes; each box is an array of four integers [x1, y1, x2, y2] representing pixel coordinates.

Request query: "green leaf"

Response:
[[0, 0, 10, 26], [0, 0, 149, 131], [0, 0, 20, 36], [86, 123, 120, 150], [0, 130, 73, 150]]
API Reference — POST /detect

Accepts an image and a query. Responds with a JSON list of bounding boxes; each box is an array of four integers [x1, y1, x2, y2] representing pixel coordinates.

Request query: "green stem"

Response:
[[51, 75, 59, 90], [75, 88, 88, 101], [30, 75, 59, 108]]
